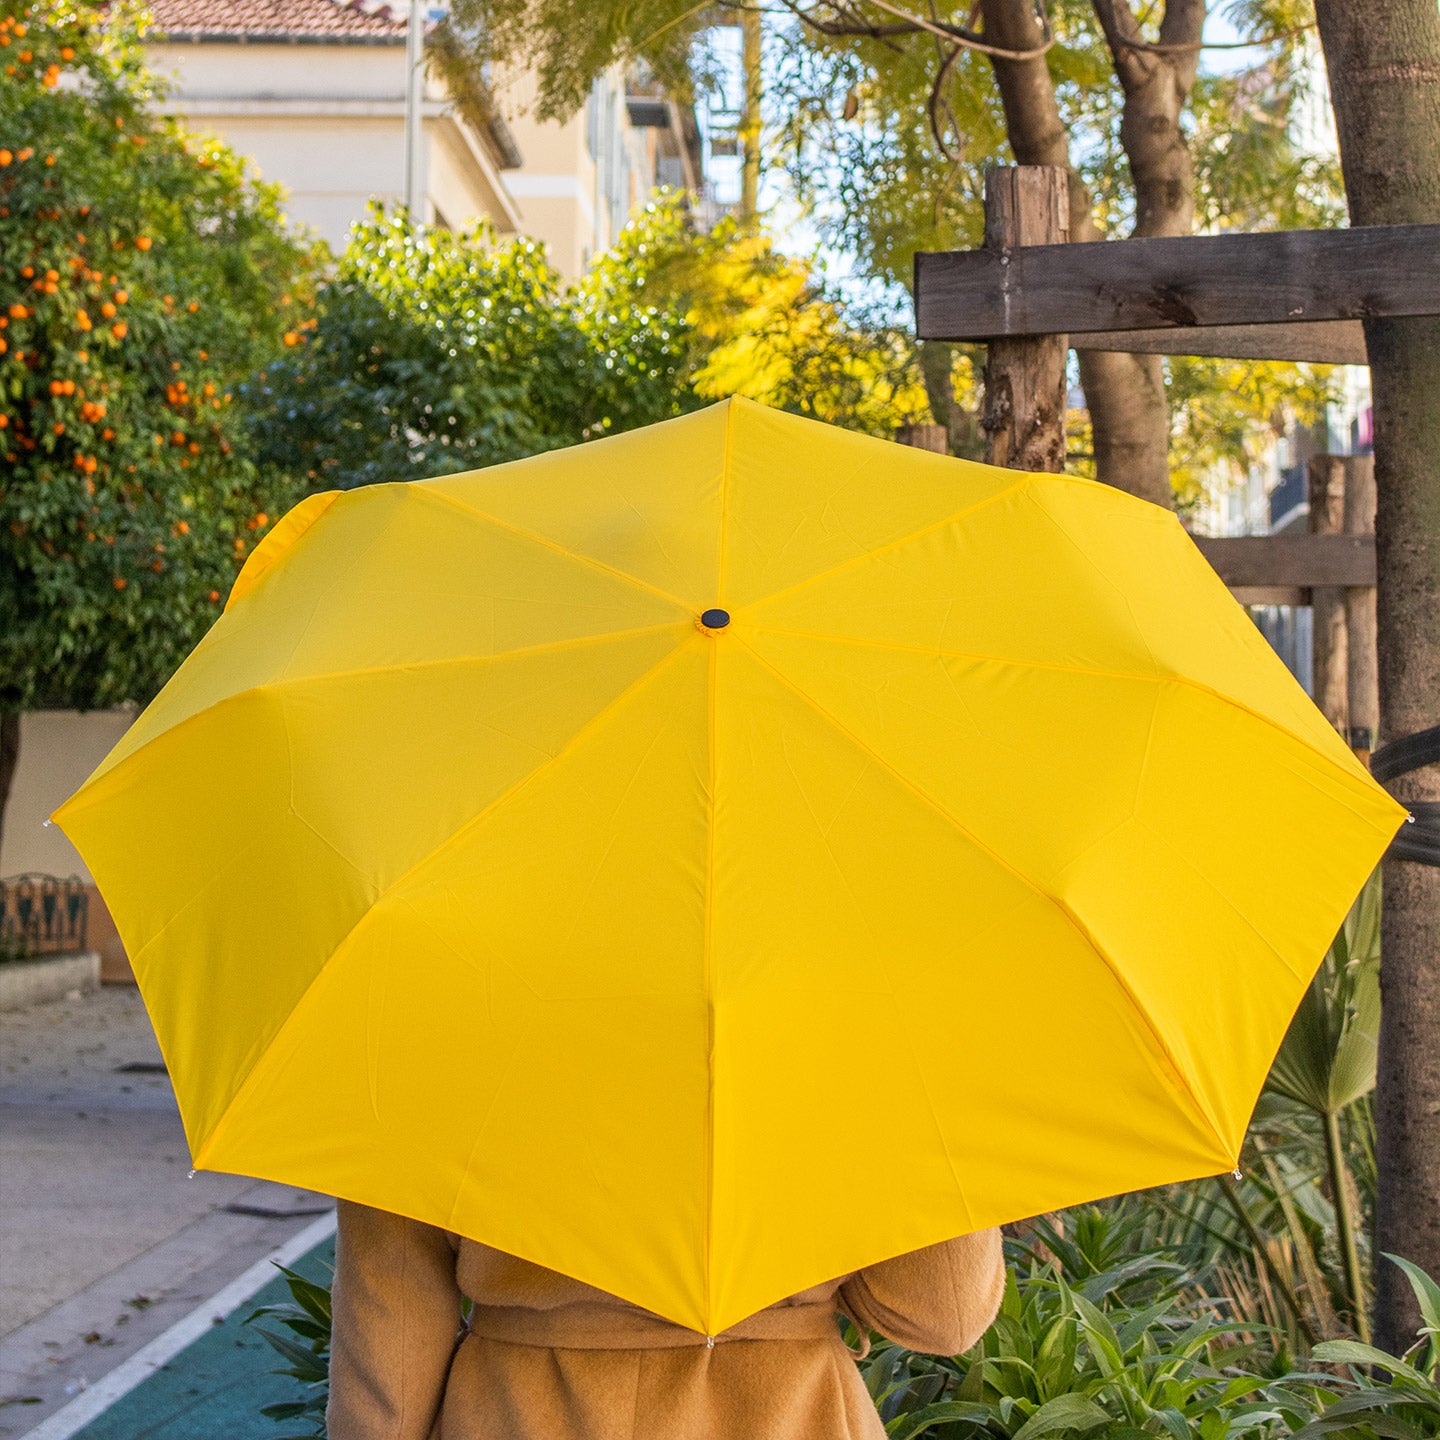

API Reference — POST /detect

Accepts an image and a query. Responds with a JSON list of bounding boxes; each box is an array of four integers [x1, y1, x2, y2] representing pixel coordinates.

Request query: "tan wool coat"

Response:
[[326, 1200, 1006, 1440]]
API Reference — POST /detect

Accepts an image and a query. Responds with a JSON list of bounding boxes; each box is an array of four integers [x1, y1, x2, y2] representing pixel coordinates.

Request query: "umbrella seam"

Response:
[[1168, 677, 1399, 828], [718, 396, 735, 603], [66, 500, 400, 800], [702, 633, 719, 1334], [194, 639, 696, 1168], [774, 717, 978, 1234], [743, 629, 1391, 824], [699, 400, 734, 1332], [1021, 486, 1161, 674], [412, 480, 696, 615], [1018, 486, 1382, 801], [734, 635, 1235, 1165], [738, 475, 1033, 618], [56, 626, 689, 823], [744, 625, 1168, 686]]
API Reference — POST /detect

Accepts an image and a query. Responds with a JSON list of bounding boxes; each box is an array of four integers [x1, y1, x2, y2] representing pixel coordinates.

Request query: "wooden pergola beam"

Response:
[[1190, 533, 1377, 589], [1073, 320, 1367, 365], [914, 223, 1440, 343]]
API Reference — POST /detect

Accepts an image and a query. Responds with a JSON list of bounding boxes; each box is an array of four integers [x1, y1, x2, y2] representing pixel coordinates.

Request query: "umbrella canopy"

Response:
[[54, 398, 1404, 1336]]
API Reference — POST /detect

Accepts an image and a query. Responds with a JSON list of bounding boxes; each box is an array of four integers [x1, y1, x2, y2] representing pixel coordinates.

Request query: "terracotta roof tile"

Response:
[[146, 0, 410, 42]]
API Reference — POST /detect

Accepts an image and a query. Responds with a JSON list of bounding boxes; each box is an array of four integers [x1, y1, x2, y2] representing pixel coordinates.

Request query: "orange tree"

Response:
[[0, 1, 315, 841]]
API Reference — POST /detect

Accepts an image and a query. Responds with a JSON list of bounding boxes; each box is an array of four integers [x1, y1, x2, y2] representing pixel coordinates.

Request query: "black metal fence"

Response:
[[0, 873, 90, 961]]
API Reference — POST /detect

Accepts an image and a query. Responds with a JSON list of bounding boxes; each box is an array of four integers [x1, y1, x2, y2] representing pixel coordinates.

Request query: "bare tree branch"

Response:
[[738, 0, 1056, 58]]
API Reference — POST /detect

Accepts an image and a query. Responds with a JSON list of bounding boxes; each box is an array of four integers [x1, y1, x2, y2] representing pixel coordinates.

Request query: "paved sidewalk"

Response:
[[0, 988, 332, 1435]]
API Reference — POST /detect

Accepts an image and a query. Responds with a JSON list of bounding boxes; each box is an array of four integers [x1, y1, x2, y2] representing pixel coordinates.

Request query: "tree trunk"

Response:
[[1086, 0, 1207, 509], [0, 711, 17, 864], [1312, 0, 1440, 1355], [918, 341, 982, 459], [739, 5, 763, 225], [979, 0, 1175, 507]]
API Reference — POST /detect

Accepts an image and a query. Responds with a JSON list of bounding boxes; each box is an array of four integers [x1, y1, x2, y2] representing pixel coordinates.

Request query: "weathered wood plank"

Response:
[[980, 167, 1069, 472], [1072, 319, 1368, 364], [1309, 456, 1349, 732], [1191, 534, 1377, 587], [914, 224, 1440, 340], [1343, 454, 1379, 753]]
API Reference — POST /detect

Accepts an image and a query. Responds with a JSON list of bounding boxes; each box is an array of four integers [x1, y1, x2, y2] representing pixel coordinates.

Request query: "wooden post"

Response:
[[1307, 454, 1348, 733], [1343, 453, 1379, 760], [980, 167, 1069, 471]]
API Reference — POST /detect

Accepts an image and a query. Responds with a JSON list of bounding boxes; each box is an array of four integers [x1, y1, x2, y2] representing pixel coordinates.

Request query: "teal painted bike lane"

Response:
[[64, 1237, 333, 1440]]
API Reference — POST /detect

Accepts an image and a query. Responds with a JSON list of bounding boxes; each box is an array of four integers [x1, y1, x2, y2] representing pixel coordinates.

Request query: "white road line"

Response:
[[19, 1211, 337, 1440]]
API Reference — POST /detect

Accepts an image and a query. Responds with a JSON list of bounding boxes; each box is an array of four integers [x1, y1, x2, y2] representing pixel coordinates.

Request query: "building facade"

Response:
[[141, 0, 705, 276]]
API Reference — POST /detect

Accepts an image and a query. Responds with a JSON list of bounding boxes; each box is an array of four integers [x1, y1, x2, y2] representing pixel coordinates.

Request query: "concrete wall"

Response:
[[2, 711, 137, 983]]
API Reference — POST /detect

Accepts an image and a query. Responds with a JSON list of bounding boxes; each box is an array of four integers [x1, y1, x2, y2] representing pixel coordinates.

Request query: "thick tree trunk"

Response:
[[980, 0, 1176, 507], [1312, 0, 1440, 1355], [1087, 0, 1206, 509], [918, 342, 982, 459], [0, 711, 18, 865]]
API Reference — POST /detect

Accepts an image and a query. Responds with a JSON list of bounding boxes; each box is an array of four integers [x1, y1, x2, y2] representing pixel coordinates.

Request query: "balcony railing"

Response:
[[0, 873, 90, 961]]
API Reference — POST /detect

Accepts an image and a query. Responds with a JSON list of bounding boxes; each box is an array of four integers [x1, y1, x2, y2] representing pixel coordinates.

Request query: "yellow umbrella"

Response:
[[54, 397, 1403, 1336]]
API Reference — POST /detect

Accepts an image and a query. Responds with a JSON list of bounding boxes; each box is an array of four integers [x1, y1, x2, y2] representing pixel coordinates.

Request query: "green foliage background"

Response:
[[245, 193, 931, 492]]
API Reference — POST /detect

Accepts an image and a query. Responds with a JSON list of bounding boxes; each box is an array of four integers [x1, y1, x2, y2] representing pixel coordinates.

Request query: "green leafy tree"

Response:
[[248, 194, 930, 492], [0, 0, 316, 845], [446, 0, 1344, 512]]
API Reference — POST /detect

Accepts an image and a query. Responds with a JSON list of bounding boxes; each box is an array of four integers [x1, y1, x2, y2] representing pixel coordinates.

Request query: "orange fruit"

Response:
[[110, 321, 127, 338], [135, 236, 151, 251]]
